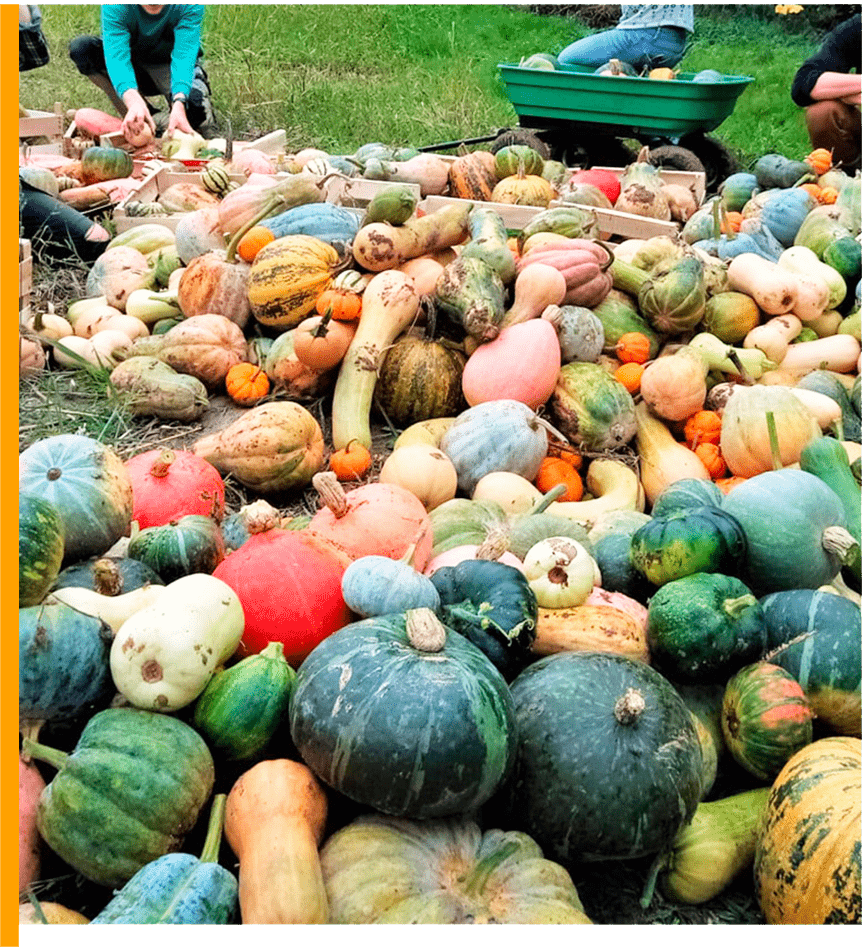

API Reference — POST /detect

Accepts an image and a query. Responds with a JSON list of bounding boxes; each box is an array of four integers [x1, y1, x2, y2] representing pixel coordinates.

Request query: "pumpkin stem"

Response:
[[459, 840, 521, 897], [821, 526, 859, 565], [476, 524, 511, 561], [723, 594, 758, 620], [312, 471, 349, 518], [724, 347, 755, 386], [593, 239, 615, 272], [526, 483, 567, 515], [532, 414, 570, 445], [405, 607, 446, 653], [613, 687, 645, 726], [20, 736, 68, 772], [639, 850, 668, 909], [92, 557, 123, 597], [313, 307, 335, 338], [18, 719, 43, 761], [710, 195, 722, 242], [224, 195, 283, 263], [765, 411, 783, 471], [149, 448, 176, 478], [240, 499, 282, 534], [199, 793, 228, 864], [762, 629, 816, 664]]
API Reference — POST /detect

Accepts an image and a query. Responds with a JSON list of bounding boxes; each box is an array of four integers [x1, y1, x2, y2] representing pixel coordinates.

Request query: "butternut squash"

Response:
[[352, 202, 472, 272], [743, 314, 802, 364], [726, 254, 800, 315], [331, 270, 420, 449], [634, 401, 711, 506], [224, 759, 329, 924], [546, 458, 645, 527]]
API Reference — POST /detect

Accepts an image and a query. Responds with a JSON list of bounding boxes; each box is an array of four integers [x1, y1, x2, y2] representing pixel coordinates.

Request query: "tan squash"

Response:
[[634, 401, 711, 506], [532, 603, 650, 663], [638, 345, 707, 422], [377, 444, 459, 511], [224, 758, 329, 924], [726, 254, 800, 315]]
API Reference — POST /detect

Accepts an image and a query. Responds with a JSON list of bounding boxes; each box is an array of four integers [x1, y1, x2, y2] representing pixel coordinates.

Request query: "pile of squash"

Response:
[[18, 140, 861, 926]]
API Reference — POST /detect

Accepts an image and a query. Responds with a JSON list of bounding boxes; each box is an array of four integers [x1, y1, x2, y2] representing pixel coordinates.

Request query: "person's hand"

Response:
[[166, 100, 195, 136], [121, 89, 156, 141]]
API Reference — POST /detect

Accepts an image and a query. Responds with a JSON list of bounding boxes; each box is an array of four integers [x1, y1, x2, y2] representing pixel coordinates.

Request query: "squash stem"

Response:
[[224, 195, 283, 263], [527, 483, 567, 515], [639, 850, 668, 909], [460, 840, 520, 897], [25, 893, 49, 926], [20, 736, 68, 772], [199, 793, 227, 864], [765, 411, 783, 471]]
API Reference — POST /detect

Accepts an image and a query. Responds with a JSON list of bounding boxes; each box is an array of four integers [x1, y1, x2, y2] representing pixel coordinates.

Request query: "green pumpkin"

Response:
[[759, 588, 861, 737], [51, 555, 163, 596], [718, 172, 759, 213], [650, 478, 726, 517], [128, 514, 225, 583], [19, 434, 134, 564], [646, 572, 767, 683], [19, 492, 65, 607], [592, 291, 661, 357], [290, 607, 517, 819], [430, 559, 538, 681], [341, 554, 441, 618], [721, 662, 814, 781], [493, 651, 704, 864], [19, 601, 114, 725], [548, 361, 637, 452], [637, 256, 707, 336], [494, 144, 545, 178], [433, 255, 507, 343], [21, 707, 215, 889], [517, 206, 599, 250], [82, 145, 134, 183], [630, 505, 747, 587], [192, 642, 296, 763], [90, 794, 237, 924], [754, 153, 814, 190]]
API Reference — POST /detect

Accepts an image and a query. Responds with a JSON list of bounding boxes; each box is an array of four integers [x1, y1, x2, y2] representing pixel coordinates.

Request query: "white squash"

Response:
[[521, 536, 599, 609], [45, 584, 165, 636], [109, 573, 244, 712]]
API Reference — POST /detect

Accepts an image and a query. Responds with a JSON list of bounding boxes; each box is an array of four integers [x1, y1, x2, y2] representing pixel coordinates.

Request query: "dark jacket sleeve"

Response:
[[791, 14, 862, 107]]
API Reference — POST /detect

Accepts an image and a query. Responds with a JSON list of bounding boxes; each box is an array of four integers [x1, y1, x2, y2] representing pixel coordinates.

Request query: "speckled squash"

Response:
[[320, 814, 593, 924], [19, 493, 65, 607], [754, 736, 861, 924]]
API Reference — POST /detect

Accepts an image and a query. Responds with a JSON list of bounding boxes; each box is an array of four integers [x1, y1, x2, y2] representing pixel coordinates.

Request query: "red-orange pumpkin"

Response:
[[125, 448, 226, 528]]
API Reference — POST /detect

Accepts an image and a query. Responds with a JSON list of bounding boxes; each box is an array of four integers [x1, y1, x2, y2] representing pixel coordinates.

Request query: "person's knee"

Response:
[[68, 35, 105, 75], [805, 100, 862, 166]]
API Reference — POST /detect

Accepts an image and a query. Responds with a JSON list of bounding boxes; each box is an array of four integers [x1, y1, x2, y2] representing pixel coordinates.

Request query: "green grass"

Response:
[[21, 4, 824, 167]]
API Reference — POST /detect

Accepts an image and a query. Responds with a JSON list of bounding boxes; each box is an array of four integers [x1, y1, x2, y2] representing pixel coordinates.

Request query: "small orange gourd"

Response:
[[614, 331, 652, 365], [614, 361, 644, 395], [720, 210, 744, 234], [236, 225, 276, 263], [818, 187, 838, 205], [315, 286, 362, 323], [328, 440, 373, 481], [684, 409, 723, 448], [695, 441, 728, 479], [224, 758, 329, 924], [798, 183, 823, 201], [225, 362, 270, 406], [805, 147, 834, 176], [534, 456, 583, 502], [293, 308, 356, 371]]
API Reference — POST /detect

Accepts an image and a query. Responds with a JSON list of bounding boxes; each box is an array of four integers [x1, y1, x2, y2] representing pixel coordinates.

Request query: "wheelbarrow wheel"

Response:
[[678, 134, 741, 192], [549, 135, 637, 169], [647, 145, 706, 176], [490, 129, 551, 159]]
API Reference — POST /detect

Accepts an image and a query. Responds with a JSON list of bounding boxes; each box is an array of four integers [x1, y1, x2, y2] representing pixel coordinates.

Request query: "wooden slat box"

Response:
[[20, 240, 33, 323], [324, 177, 421, 209], [19, 104, 65, 141]]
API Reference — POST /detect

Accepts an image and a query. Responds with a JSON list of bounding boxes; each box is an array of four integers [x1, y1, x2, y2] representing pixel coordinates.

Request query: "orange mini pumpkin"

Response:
[[614, 361, 645, 395], [798, 182, 823, 200], [226, 362, 271, 406], [237, 225, 276, 263], [818, 187, 839, 205], [805, 147, 834, 176], [684, 409, 723, 448], [614, 331, 652, 365], [315, 287, 362, 323], [534, 456, 583, 502], [329, 439, 372, 481], [720, 210, 744, 234]]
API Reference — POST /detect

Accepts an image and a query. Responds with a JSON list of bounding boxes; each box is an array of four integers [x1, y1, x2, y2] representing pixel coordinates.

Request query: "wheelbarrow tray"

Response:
[[497, 64, 753, 138]]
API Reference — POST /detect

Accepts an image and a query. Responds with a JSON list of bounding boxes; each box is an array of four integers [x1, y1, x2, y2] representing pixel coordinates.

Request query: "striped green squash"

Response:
[[21, 707, 214, 889], [721, 662, 814, 781], [19, 492, 65, 607], [290, 607, 517, 819], [127, 514, 225, 583]]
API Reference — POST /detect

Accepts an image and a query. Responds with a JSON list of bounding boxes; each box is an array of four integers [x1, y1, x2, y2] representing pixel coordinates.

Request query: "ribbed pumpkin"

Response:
[[754, 736, 861, 924], [127, 514, 226, 583], [373, 325, 467, 426], [448, 150, 499, 201], [290, 608, 518, 819], [491, 172, 554, 208], [81, 146, 133, 185], [247, 234, 345, 330], [494, 145, 545, 178]]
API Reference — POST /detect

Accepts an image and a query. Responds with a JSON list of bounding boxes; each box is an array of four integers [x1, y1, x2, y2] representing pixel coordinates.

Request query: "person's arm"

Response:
[[100, 7, 156, 138], [791, 15, 861, 107], [166, 5, 204, 134], [808, 71, 862, 106]]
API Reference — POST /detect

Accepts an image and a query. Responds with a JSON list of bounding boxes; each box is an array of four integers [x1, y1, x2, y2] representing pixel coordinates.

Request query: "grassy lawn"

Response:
[[20, 4, 827, 167]]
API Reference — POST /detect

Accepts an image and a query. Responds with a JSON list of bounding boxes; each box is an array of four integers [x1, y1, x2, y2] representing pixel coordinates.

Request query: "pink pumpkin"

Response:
[[19, 756, 45, 895], [461, 318, 561, 409]]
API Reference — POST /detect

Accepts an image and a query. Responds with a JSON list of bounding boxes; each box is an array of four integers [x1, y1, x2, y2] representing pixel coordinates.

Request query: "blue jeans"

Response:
[[557, 26, 688, 71]]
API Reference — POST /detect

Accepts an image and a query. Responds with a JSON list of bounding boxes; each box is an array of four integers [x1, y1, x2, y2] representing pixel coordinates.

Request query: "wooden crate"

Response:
[[19, 240, 33, 323], [19, 102, 64, 141], [113, 167, 246, 233], [99, 128, 287, 156], [324, 177, 422, 209], [419, 193, 680, 239]]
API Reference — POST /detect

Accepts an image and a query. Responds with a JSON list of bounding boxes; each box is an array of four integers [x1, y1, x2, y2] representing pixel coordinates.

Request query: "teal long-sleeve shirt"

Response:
[[101, 4, 205, 99]]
